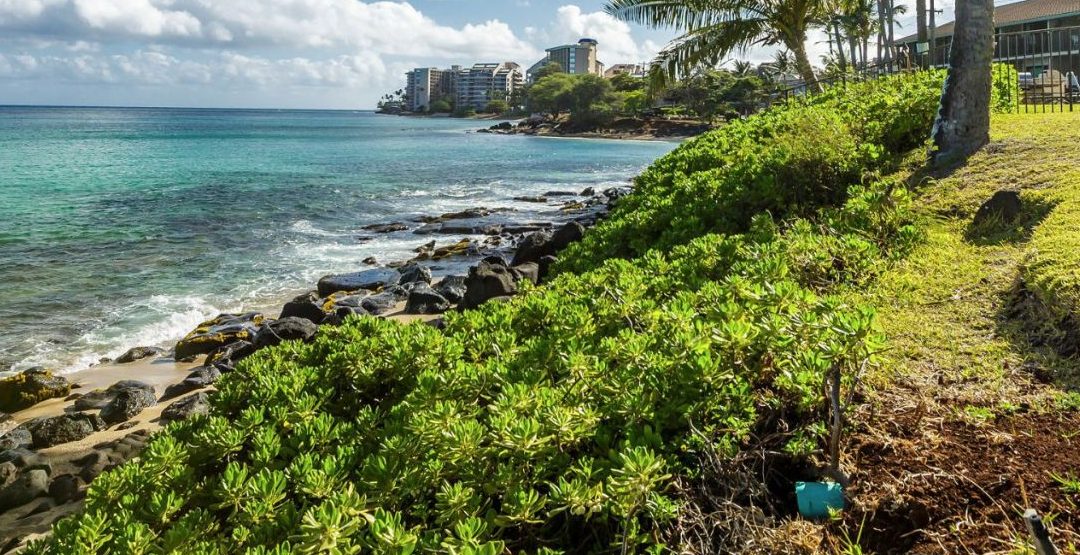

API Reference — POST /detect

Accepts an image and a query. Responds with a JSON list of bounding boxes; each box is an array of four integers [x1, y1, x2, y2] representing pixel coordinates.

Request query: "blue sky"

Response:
[[0, 0, 962, 109]]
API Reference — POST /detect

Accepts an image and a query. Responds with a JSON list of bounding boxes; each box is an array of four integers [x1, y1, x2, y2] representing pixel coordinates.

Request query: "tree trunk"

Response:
[[876, 0, 888, 64], [917, 0, 928, 68], [791, 38, 820, 91], [887, 0, 896, 66], [849, 35, 860, 68], [931, 0, 994, 163], [834, 23, 848, 71]]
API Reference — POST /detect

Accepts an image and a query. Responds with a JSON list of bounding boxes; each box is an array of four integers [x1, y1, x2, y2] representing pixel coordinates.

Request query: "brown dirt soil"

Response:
[[843, 404, 1080, 554]]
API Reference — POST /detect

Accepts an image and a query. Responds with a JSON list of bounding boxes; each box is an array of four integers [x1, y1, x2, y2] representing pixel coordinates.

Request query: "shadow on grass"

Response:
[[963, 195, 1057, 246], [996, 274, 1080, 391]]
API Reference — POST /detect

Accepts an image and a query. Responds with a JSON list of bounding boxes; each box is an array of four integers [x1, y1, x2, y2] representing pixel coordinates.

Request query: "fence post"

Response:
[[1024, 509, 1059, 555]]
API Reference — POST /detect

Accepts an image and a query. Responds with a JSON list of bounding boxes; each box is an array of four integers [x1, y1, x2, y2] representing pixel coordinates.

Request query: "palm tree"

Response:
[[931, 0, 993, 162], [606, 0, 825, 90], [731, 59, 756, 76]]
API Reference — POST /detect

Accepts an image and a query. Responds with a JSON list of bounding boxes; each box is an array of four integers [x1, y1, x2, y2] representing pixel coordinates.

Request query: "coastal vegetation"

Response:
[[19, 69, 1045, 554]]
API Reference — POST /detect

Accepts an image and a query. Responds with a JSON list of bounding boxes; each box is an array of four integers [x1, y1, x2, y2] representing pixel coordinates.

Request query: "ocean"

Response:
[[0, 106, 676, 375]]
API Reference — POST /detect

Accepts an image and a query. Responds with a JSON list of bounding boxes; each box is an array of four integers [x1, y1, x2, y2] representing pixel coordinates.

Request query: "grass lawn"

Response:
[[833, 112, 1080, 554]]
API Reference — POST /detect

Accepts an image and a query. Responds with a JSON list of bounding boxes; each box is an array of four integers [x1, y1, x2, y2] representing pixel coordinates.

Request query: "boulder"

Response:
[[973, 190, 1022, 226], [317, 268, 401, 296], [551, 221, 585, 251], [404, 283, 451, 315], [114, 346, 165, 364], [48, 474, 83, 504], [513, 196, 548, 203], [0, 368, 71, 413], [99, 382, 156, 425], [163, 366, 221, 400], [21, 413, 103, 448], [511, 230, 555, 267], [432, 239, 473, 260], [420, 207, 503, 223], [511, 263, 540, 285], [362, 256, 378, 265], [161, 392, 211, 421], [460, 261, 518, 310], [399, 262, 432, 285], [434, 276, 468, 304], [0, 449, 49, 474], [279, 291, 327, 324], [205, 340, 256, 370], [538, 255, 559, 281], [174, 313, 264, 360], [581, 187, 595, 196], [544, 190, 576, 197], [253, 317, 318, 349], [0, 469, 48, 512], [0, 428, 32, 451], [72, 389, 114, 411], [361, 291, 402, 316]]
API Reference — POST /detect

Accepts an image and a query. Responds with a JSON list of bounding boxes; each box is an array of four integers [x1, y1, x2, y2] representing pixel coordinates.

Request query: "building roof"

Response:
[[899, 0, 1080, 42]]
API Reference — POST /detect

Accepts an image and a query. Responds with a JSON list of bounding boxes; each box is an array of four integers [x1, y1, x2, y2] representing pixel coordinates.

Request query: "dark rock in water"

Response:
[[21, 413, 103, 448], [434, 276, 468, 304], [490, 121, 513, 131], [420, 207, 506, 223], [162, 392, 210, 421], [511, 230, 555, 267], [538, 255, 559, 281], [205, 340, 256, 369], [0, 468, 48, 511], [48, 474, 83, 503], [514, 196, 548, 203], [99, 382, 156, 425], [254, 317, 318, 349], [362, 256, 378, 265], [115, 346, 165, 364], [163, 366, 221, 400], [405, 283, 450, 315], [174, 313, 264, 360], [362, 222, 408, 233], [551, 221, 585, 251], [0, 428, 32, 451], [502, 223, 553, 235], [603, 187, 629, 204], [361, 291, 401, 316], [581, 187, 595, 196], [399, 262, 432, 285], [461, 260, 518, 309], [317, 268, 401, 296], [544, 190, 576, 197], [280, 291, 327, 325], [974, 190, 1022, 226], [0, 368, 72, 413], [433, 239, 473, 260], [511, 263, 540, 285]]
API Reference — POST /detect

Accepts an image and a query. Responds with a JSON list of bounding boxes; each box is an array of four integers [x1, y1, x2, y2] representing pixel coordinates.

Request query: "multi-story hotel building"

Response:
[[527, 39, 604, 82], [404, 67, 458, 112]]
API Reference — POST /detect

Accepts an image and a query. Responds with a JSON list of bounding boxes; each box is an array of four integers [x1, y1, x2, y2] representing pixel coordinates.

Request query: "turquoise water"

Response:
[[0, 107, 675, 374]]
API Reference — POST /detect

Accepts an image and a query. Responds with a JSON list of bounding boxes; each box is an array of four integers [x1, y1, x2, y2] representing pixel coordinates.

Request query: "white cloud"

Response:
[[72, 0, 201, 37], [527, 5, 660, 66]]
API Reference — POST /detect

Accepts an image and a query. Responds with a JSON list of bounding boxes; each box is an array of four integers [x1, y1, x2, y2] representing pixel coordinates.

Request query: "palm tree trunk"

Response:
[[849, 35, 860, 68], [931, 0, 994, 163], [876, 0, 887, 63], [790, 39, 820, 91], [834, 23, 848, 71]]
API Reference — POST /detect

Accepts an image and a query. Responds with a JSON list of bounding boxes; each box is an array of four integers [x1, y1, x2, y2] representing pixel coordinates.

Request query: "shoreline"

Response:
[[477, 117, 715, 142]]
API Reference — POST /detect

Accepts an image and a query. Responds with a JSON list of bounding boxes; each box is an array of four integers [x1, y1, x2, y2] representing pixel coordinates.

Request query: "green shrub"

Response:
[[29, 72, 940, 554]]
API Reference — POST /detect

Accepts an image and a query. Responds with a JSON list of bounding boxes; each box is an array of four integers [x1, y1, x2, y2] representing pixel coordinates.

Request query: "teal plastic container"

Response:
[[795, 482, 844, 519]]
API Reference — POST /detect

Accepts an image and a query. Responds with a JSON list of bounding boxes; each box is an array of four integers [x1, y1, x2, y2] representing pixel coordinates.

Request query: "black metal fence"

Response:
[[993, 25, 1080, 113], [774, 25, 1080, 113]]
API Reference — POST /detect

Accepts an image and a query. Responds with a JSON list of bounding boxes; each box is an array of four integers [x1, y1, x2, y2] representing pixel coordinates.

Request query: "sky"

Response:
[[0, 0, 970, 110]]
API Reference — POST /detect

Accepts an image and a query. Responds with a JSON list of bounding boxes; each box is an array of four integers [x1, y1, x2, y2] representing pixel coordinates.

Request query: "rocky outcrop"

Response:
[[163, 366, 221, 400], [0, 429, 32, 451], [205, 340, 256, 370], [511, 230, 556, 267], [399, 263, 432, 285], [114, 346, 165, 364], [20, 413, 104, 449], [162, 392, 210, 421], [460, 260, 518, 310], [98, 382, 156, 425], [0, 369, 71, 413], [434, 276, 468, 304], [174, 313, 264, 360], [404, 283, 450, 315], [280, 291, 328, 324], [0, 468, 48, 512], [254, 317, 318, 349], [317, 268, 401, 297], [362, 222, 408, 233]]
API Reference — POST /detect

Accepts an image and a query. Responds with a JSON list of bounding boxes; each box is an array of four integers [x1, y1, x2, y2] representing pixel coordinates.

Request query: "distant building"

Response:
[[897, 0, 1080, 75], [604, 64, 646, 79], [405, 67, 458, 112], [456, 62, 525, 111], [528, 38, 604, 82]]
